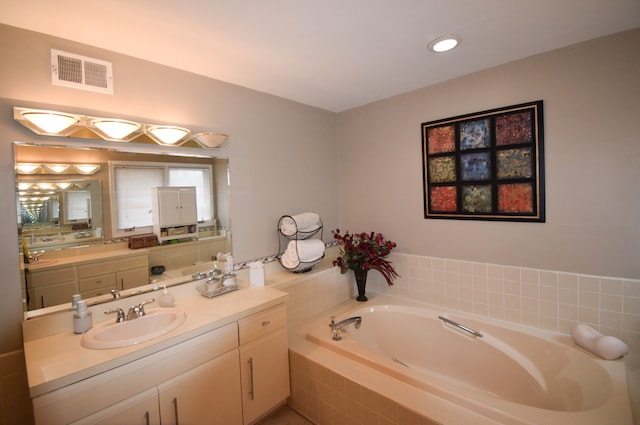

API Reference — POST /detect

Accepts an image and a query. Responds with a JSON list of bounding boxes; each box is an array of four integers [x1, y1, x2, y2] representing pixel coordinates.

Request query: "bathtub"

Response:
[[303, 298, 633, 425]]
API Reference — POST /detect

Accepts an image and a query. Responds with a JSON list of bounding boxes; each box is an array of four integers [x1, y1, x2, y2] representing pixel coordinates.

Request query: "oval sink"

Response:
[[81, 308, 186, 349]]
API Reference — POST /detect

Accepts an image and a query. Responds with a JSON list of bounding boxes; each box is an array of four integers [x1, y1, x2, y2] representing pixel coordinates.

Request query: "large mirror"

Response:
[[15, 142, 231, 313]]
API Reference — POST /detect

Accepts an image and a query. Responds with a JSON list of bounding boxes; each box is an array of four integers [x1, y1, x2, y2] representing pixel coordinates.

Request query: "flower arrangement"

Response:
[[332, 229, 399, 286]]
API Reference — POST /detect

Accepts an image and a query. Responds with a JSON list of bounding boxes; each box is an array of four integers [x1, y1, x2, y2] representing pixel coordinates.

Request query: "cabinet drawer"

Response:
[[28, 267, 78, 288], [78, 255, 148, 278], [78, 273, 116, 293], [238, 304, 287, 345]]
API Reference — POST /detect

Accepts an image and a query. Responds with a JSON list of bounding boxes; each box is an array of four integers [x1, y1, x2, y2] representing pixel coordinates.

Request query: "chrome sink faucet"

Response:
[[104, 307, 126, 323], [127, 299, 155, 320], [104, 298, 155, 323], [329, 316, 362, 341]]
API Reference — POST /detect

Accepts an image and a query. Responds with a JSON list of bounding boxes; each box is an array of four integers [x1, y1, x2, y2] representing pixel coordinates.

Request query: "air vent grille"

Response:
[[51, 49, 113, 94]]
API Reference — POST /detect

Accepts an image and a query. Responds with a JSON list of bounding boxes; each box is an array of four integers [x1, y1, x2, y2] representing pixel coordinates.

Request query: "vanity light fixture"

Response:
[[18, 183, 33, 191], [87, 118, 143, 142], [14, 106, 230, 149], [145, 125, 191, 146], [45, 164, 71, 174], [16, 163, 41, 174], [16, 163, 101, 175], [193, 132, 230, 149], [17, 108, 83, 136], [74, 164, 101, 175], [427, 34, 462, 53]]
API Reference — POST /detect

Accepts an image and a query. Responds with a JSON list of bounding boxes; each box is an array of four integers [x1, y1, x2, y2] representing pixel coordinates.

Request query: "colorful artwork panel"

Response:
[[430, 186, 457, 212], [498, 183, 533, 213], [496, 111, 532, 146], [462, 185, 492, 213], [428, 156, 456, 183], [461, 152, 491, 181], [497, 148, 532, 179], [427, 125, 455, 154], [422, 101, 543, 221], [460, 119, 491, 150]]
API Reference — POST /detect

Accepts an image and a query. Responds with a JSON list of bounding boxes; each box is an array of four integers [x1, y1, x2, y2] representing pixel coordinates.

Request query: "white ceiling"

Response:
[[2, 0, 639, 112]]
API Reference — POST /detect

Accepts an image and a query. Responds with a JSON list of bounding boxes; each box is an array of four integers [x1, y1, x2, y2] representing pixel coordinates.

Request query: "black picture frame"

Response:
[[421, 100, 545, 222]]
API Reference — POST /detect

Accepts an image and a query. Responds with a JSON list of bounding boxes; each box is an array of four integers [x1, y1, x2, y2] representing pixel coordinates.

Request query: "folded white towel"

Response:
[[279, 213, 321, 236], [281, 239, 325, 269], [570, 324, 629, 360]]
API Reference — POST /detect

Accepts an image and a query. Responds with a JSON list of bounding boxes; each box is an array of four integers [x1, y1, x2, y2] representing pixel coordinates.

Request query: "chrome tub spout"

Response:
[[329, 316, 362, 341]]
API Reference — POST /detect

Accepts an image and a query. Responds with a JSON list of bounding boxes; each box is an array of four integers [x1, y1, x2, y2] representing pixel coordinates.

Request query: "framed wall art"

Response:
[[421, 100, 545, 222]]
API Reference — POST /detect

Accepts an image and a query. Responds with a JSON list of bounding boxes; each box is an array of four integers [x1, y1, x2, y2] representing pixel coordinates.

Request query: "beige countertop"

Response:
[[24, 247, 149, 272], [23, 284, 288, 397]]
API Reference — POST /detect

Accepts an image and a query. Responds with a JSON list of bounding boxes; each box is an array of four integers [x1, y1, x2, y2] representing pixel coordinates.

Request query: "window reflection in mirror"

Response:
[[15, 142, 231, 313]]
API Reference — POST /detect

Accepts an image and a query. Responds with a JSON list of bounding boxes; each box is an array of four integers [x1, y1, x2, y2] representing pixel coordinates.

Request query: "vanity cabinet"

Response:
[[27, 266, 78, 309], [33, 322, 240, 425], [77, 254, 149, 296], [70, 352, 242, 425], [238, 304, 290, 425], [26, 251, 150, 307], [158, 351, 243, 425], [69, 388, 160, 425], [31, 300, 289, 425], [152, 187, 198, 243]]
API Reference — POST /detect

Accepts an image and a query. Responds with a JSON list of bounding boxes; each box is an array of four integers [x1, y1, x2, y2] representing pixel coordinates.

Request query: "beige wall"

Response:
[[337, 28, 640, 279], [0, 22, 638, 358], [0, 21, 638, 425], [0, 24, 340, 353]]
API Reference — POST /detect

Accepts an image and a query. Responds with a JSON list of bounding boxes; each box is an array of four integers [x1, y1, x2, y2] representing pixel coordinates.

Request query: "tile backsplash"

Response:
[[278, 251, 640, 350], [366, 253, 640, 350]]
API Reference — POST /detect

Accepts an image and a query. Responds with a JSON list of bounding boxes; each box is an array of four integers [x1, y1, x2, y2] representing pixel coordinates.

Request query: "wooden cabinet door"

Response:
[[239, 330, 290, 425], [157, 187, 197, 226], [33, 280, 77, 308], [176, 188, 197, 224], [117, 267, 150, 290], [70, 387, 160, 425], [158, 350, 242, 425]]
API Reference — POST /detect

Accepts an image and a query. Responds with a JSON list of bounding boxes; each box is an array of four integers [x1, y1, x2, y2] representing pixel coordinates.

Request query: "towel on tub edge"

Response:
[[281, 239, 325, 269], [570, 323, 629, 360], [279, 212, 321, 236]]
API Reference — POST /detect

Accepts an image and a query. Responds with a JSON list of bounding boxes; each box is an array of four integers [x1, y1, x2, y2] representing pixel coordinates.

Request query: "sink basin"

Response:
[[81, 308, 186, 349]]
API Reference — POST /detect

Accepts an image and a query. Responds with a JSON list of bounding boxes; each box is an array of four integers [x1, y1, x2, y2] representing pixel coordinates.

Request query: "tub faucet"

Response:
[[329, 316, 362, 341]]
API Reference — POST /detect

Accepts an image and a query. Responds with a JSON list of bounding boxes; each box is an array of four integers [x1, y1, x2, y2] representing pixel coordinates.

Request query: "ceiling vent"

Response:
[[51, 49, 114, 94]]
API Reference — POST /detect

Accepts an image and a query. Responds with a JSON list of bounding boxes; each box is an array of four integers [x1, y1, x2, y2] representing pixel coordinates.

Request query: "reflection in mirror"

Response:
[[19, 178, 103, 252], [15, 142, 231, 315]]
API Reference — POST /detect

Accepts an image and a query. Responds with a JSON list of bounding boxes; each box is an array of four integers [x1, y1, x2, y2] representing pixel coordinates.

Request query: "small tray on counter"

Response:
[[196, 283, 240, 299]]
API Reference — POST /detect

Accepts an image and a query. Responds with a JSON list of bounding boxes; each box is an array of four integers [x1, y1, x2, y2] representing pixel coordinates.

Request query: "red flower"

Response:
[[332, 229, 399, 286]]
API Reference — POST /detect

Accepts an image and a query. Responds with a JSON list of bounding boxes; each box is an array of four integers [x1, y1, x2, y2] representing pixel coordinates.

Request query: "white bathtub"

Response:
[[304, 299, 633, 425]]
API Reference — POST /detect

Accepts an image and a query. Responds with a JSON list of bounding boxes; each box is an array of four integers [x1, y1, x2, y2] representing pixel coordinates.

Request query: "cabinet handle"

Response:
[[144, 411, 150, 425], [248, 357, 255, 400], [261, 320, 271, 327], [173, 397, 180, 425], [40, 295, 45, 308]]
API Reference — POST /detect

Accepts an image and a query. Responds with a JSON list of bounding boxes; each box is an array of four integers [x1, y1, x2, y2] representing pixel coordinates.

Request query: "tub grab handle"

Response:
[[438, 316, 483, 338]]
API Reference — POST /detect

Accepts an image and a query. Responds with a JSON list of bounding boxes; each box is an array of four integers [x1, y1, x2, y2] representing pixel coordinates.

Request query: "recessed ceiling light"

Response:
[[428, 35, 462, 53]]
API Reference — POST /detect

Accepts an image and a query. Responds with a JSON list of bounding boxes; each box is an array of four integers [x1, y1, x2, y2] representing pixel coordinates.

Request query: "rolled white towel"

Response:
[[570, 324, 629, 360], [281, 239, 325, 269], [279, 213, 321, 236]]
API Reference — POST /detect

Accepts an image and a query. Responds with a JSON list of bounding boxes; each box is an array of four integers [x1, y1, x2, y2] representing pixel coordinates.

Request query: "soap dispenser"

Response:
[[159, 285, 175, 307], [73, 300, 92, 334], [249, 261, 265, 287], [222, 255, 236, 287]]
